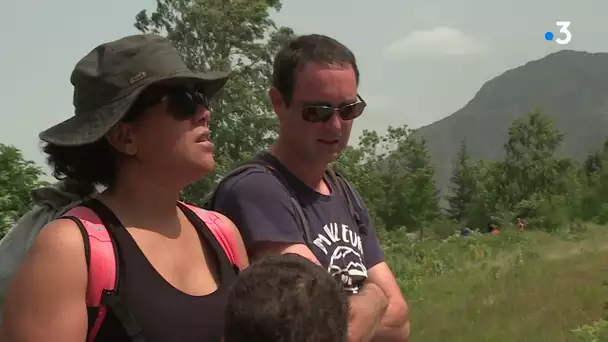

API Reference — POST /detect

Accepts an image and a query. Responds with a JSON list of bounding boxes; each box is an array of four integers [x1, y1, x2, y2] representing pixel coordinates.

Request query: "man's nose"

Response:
[[323, 111, 343, 131]]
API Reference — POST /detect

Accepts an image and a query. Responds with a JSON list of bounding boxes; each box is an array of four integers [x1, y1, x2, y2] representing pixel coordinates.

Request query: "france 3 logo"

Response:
[[544, 21, 572, 45]]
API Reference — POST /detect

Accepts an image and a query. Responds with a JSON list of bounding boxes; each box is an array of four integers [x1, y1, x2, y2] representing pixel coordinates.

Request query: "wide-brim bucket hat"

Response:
[[39, 34, 230, 146]]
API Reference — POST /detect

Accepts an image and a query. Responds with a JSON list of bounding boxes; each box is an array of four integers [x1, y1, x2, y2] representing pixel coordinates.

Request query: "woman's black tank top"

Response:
[[84, 199, 238, 342]]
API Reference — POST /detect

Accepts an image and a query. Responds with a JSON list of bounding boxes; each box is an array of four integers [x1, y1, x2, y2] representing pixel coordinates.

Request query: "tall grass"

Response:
[[379, 225, 608, 341]]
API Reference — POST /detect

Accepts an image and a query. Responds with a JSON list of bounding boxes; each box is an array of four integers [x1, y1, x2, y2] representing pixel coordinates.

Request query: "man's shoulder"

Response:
[[214, 163, 289, 199], [328, 171, 366, 205]]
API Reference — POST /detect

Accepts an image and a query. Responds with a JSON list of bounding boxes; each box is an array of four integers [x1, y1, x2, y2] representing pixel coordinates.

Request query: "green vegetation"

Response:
[[0, 144, 47, 239], [381, 226, 608, 341], [2, 0, 608, 340]]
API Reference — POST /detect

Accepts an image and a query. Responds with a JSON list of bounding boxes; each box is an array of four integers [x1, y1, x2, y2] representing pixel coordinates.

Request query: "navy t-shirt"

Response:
[[212, 154, 384, 294]]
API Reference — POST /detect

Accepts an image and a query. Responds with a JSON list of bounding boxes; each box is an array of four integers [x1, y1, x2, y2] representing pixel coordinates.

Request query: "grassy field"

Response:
[[380, 225, 608, 341]]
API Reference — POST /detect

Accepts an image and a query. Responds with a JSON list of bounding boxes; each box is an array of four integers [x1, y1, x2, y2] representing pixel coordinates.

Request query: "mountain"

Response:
[[413, 50, 608, 199]]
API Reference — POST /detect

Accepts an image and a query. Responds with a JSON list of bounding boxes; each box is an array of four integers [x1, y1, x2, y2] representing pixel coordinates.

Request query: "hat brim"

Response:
[[39, 70, 229, 147]]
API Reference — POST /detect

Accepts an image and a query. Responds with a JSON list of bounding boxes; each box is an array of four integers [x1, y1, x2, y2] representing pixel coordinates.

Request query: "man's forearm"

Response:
[[371, 324, 409, 342], [347, 282, 388, 342], [370, 296, 409, 342]]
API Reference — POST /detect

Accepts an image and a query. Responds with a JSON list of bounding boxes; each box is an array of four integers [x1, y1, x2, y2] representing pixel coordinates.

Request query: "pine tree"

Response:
[[584, 152, 601, 177], [446, 139, 475, 223]]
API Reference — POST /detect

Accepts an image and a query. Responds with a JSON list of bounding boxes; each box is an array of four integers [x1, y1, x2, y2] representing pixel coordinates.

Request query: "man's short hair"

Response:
[[272, 34, 359, 106], [224, 253, 349, 342]]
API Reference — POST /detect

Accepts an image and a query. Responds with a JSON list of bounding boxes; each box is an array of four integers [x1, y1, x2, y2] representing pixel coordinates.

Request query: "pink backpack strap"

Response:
[[62, 206, 116, 342], [181, 202, 241, 268]]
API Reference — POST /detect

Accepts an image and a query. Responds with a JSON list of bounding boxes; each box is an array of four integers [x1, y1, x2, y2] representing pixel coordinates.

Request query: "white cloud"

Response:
[[386, 26, 488, 58]]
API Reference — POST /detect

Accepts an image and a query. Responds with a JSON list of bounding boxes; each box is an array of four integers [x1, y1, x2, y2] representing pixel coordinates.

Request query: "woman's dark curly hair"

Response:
[[43, 138, 121, 189], [42, 93, 154, 189]]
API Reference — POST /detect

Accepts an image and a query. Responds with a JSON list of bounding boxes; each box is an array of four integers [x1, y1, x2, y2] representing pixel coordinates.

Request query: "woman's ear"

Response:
[[106, 122, 138, 156]]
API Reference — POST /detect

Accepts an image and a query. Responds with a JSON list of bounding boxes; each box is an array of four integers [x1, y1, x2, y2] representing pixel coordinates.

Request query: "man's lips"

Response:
[[317, 138, 339, 144]]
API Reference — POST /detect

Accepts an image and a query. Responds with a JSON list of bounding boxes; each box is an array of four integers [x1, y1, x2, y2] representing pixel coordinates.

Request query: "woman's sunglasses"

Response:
[[133, 86, 210, 121], [301, 94, 367, 123]]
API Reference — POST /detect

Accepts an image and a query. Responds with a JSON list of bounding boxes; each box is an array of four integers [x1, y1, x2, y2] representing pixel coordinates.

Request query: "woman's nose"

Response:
[[193, 104, 210, 125]]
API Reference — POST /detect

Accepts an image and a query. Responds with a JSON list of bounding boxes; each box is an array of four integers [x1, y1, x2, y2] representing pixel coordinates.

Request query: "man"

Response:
[[211, 34, 409, 342], [224, 253, 349, 342]]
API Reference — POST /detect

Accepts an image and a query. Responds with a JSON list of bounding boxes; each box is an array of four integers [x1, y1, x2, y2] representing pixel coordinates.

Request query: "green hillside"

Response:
[[414, 50, 608, 197]]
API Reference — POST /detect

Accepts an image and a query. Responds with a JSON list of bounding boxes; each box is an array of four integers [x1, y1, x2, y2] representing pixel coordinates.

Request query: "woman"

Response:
[[0, 34, 248, 342]]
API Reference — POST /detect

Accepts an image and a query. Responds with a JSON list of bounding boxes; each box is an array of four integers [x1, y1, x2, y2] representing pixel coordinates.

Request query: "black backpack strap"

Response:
[[81, 199, 147, 342], [288, 196, 314, 248], [60, 215, 101, 336], [205, 155, 315, 249], [326, 168, 368, 235], [101, 291, 147, 342], [253, 153, 315, 247]]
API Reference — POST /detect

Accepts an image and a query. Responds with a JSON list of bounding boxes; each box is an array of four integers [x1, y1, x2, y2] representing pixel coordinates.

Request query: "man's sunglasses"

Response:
[[133, 86, 210, 121], [301, 94, 367, 123]]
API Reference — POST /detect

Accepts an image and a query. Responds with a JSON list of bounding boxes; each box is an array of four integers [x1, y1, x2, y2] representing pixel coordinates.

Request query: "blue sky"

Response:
[[1, 0, 607, 178]]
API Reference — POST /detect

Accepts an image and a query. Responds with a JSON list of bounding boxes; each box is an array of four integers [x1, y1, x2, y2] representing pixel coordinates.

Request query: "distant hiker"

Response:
[[491, 224, 501, 235], [517, 217, 525, 232], [206, 34, 409, 341], [487, 222, 500, 235], [0, 34, 248, 342], [224, 253, 349, 342]]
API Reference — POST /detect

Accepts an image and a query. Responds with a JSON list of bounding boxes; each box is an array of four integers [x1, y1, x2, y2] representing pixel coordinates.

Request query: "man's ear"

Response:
[[106, 122, 138, 156], [268, 87, 285, 119]]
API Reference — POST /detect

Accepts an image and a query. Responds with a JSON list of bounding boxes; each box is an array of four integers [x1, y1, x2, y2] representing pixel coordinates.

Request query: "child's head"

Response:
[[224, 253, 349, 342]]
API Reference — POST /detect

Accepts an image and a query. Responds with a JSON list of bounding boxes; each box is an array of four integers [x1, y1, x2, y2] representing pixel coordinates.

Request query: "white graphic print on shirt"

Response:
[[312, 222, 367, 294]]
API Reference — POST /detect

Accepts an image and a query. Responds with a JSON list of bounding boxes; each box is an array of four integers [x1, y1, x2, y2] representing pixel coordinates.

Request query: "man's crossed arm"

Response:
[[251, 242, 410, 342]]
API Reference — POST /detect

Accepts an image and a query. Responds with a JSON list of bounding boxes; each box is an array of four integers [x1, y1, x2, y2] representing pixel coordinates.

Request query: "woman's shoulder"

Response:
[[1, 218, 88, 341], [37, 218, 87, 253]]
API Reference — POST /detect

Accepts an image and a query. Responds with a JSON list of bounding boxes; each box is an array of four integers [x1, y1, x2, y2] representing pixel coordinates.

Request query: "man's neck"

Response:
[[268, 143, 329, 194]]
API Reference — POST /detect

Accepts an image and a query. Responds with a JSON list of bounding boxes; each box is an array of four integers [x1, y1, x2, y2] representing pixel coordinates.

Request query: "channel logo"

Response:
[[545, 21, 572, 45]]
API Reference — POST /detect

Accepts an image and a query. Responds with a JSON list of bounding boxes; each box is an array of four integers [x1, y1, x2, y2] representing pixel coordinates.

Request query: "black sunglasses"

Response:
[[133, 86, 210, 121], [301, 94, 367, 123]]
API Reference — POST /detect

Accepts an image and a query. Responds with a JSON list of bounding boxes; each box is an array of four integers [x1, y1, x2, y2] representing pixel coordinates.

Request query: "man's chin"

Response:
[[301, 143, 345, 166], [329, 152, 342, 163], [318, 150, 343, 166]]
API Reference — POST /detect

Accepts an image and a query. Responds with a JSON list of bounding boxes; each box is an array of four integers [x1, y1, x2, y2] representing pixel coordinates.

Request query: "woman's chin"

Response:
[[179, 156, 214, 183], [196, 158, 215, 176]]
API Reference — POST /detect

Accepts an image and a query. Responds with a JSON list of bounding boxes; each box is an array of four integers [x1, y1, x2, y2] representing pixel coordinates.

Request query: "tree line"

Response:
[[1, 0, 607, 239], [335, 109, 608, 235]]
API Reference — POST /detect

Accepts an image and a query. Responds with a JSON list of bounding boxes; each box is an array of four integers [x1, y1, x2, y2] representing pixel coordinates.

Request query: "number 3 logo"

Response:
[[555, 21, 572, 45]]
